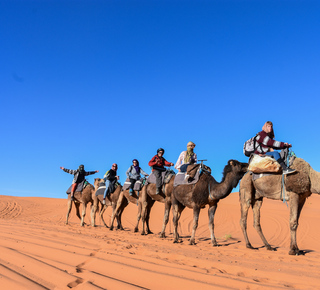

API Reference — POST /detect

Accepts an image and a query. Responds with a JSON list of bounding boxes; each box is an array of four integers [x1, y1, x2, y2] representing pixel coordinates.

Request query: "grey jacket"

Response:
[[63, 168, 96, 184], [126, 166, 148, 180]]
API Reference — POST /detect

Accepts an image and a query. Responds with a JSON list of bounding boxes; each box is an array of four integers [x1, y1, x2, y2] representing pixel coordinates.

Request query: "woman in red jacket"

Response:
[[148, 148, 174, 194]]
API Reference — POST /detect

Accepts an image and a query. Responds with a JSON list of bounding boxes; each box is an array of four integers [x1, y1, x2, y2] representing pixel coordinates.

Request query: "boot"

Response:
[[156, 187, 161, 195], [277, 158, 296, 175], [129, 188, 133, 196], [70, 191, 75, 201]]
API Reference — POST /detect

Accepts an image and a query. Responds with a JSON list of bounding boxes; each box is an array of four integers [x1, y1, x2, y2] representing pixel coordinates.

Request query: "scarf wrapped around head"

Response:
[[132, 159, 140, 174], [184, 141, 195, 164]]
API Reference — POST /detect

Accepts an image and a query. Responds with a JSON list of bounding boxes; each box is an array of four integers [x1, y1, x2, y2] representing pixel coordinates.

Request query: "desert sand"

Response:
[[0, 192, 319, 290]]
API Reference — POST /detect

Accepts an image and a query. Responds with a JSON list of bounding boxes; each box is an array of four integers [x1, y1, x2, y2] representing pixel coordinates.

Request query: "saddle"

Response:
[[122, 177, 146, 191], [174, 163, 211, 187], [66, 180, 87, 194], [95, 181, 121, 196], [146, 169, 175, 185]]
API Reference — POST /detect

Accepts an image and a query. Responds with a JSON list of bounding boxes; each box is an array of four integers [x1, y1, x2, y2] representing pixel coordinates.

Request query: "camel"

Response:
[[65, 181, 95, 226], [110, 186, 153, 234], [172, 160, 248, 245], [239, 157, 320, 255], [140, 174, 175, 237], [92, 178, 127, 229]]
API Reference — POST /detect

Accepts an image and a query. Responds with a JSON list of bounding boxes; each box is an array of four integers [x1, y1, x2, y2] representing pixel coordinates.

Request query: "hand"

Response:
[[116, 176, 120, 180], [60, 167, 64, 170], [95, 170, 99, 173], [145, 174, 149, 177], [170, 163, 174, 166]]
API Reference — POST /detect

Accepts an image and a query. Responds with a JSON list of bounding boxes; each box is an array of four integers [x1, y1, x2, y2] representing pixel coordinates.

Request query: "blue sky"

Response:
[[1, 0, 319, 199]]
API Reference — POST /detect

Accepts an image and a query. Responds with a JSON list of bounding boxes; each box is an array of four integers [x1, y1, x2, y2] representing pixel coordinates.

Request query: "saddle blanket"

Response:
[[173, 169, 201, 187], [95, 181, 120, 196], [66, 180, 86, 194], [122, 178, 144, 191], [95, 182, 106, 196], [146, 170, 174, 185]]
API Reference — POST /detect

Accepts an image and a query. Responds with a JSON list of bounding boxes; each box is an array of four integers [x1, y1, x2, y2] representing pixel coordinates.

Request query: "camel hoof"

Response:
[[189, 240, 196, 245], [289, 249, 301, 255], [134, 228, 138, 233], [266, 246, 276, 251], [173, 240, 179, 243], [246, 244, 255, 250], [147, 231, 153, 235], [159, 233, 166, 238], [109, 226, 114, 231], [212, 242, 219, 247], [141, 232, 146, 236]]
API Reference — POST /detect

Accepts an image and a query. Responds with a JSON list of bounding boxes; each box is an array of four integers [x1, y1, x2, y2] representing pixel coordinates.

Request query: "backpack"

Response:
[[243, 134, 259, 157]]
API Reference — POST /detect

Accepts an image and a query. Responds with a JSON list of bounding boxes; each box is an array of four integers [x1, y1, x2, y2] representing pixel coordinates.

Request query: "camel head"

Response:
[[94, 178, 102, 189], [222, 160, 249, 188]]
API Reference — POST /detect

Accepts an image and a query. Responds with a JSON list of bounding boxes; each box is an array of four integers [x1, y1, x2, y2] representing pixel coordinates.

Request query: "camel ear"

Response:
[[229, 160, 234, 166]]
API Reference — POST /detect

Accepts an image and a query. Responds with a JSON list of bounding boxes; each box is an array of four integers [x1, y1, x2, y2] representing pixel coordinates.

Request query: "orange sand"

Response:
[[0, 192, 319, 289]]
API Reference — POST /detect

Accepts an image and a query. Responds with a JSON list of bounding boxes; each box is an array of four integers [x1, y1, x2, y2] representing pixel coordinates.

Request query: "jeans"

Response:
[[180, 164, 189, 173], [104, 180, 110, 198], [265, 151, 281, 160]]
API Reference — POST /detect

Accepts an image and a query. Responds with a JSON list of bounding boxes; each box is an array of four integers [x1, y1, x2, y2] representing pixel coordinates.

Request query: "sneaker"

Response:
[[129, 189, 133, 196], [102, 198, 106, 205], [283, 168, 296, 175]]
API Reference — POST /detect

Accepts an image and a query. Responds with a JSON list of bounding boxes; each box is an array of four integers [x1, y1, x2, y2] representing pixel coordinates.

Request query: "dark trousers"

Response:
[[153, 168, 165, 188], [129, 178, 136, 190]]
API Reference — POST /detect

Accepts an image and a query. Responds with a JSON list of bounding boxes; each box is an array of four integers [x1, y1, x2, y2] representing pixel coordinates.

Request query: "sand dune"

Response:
[[0, 193, 319, 289]]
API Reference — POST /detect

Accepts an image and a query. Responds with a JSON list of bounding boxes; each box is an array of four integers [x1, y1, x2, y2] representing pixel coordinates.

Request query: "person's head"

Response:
[[132, 159, 139, 166], [111, 163, 118, 171], [78, 164, 84, 171], [262, 121, 275, 138], [187, 141, 195, 151], [157, 148, 165, 156]]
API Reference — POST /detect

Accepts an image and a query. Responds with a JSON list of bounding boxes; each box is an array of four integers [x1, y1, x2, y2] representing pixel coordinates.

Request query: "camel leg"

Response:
[[100, 204, 108, 227], [189, 206, 201, 245], [136, 200, 143, 234], [252, 198, 275, 251], [91, 197, 99, 227], [116, 197, 128, 230], [145, 199, 155, 235], [239, 175, 255, 249], [208, 202, 218, 246], [289, 193, 306, 255], [110, 191, 124, 231], [66, 198, 73, 225], [159, 198, 172, 238], [172, 195, 185, 243], [80, 202, 87, 226]]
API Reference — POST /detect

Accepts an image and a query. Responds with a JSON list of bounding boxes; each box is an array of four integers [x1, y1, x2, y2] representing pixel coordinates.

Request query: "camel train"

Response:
[[63, 155, 320, 256]]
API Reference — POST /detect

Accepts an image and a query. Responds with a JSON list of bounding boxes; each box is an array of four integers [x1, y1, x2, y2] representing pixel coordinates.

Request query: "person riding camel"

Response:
[[103, 163, 119, 204], [174, 141, 197, 172], [148, 148, 174, 194], [255, 121, 296, 175], [60, 165, 99, 201], [126, 159, 149, 196]]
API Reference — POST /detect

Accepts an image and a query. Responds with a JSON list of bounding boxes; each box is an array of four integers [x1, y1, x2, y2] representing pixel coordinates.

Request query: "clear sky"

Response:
[[1, 0, 319, 199]]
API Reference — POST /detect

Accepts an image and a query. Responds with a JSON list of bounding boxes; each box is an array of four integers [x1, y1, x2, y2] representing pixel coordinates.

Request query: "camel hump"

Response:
[[187, 163, 211, 179]]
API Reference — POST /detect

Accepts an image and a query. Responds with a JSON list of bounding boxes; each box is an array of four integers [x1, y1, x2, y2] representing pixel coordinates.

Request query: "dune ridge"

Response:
[[0, 193, 319, 289]]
